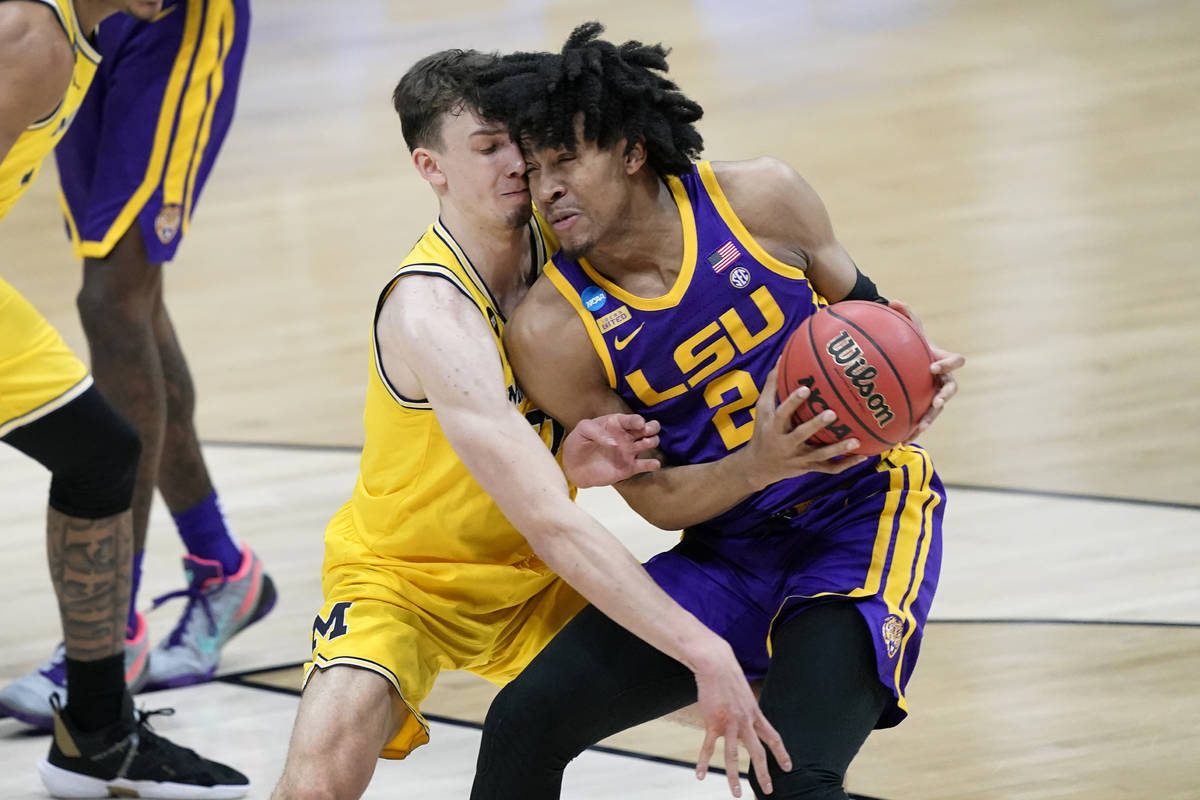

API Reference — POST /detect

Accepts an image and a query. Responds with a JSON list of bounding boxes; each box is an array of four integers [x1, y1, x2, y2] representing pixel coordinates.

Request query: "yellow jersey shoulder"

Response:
[[0, 0, 101, 220]]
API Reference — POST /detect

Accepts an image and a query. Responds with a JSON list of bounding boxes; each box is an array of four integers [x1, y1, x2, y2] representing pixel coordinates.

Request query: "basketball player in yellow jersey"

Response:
[[271, 49, 792, 800], [0, 1, 250, 796]]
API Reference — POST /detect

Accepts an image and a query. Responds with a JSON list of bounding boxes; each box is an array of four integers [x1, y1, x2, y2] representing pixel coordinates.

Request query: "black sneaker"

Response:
[[38, 693, 250, 799]]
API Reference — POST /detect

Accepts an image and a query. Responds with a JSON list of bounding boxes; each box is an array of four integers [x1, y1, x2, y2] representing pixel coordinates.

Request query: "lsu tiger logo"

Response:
[[881, 614, 904, 659], [154, 203, 182, 244]]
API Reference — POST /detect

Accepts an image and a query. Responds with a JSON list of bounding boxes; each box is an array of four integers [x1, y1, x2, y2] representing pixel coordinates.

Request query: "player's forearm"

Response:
[[446, 408, 732, 664], [615, 445, 764, 530], [519, 500, 733, 670]]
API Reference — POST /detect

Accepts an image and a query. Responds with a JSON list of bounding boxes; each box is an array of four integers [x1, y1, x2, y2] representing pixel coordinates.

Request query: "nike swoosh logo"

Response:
[[151, 5, 178, 22], [613, 323, 645, 351]]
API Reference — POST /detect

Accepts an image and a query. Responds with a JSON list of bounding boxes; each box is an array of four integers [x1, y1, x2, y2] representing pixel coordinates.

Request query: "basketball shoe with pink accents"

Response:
[[0, 612, 150, 731], [144, 545, 277, 689]]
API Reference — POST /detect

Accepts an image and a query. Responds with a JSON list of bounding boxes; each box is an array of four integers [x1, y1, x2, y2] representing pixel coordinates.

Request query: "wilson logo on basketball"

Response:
[[826, 330, 895, 428]]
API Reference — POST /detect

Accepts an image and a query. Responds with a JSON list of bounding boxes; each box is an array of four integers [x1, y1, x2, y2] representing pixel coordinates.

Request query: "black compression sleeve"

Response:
[[842, 267, 889, 304]]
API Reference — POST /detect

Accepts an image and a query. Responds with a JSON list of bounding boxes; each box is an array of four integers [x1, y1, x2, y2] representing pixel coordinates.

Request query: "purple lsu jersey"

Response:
[[545, 161, 878, 535], [545, 161, 945, 726]]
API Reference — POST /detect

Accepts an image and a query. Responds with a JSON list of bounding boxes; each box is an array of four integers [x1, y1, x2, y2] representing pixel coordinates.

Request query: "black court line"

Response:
[[940, 481, 1200, 512], [212, 618, 1200, 694], [931, 617, 1200, 629], [199, 438, 1200, 512], [216, 666, 883, 796], [214, 667, 886, 798], [216, 669, 751, 780], [208, 616, 1196, 798]]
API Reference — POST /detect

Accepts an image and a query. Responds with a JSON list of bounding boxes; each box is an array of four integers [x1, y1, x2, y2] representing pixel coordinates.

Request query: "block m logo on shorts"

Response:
[[311, 601, 353, 651]]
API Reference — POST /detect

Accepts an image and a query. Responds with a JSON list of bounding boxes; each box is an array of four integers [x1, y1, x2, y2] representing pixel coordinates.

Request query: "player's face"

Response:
[[117, 0, 164, 21], [434, 109, 531, 229], [523, 134, 632, 260]]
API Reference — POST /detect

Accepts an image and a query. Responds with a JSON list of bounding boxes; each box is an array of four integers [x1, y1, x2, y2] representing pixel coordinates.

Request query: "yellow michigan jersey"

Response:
[[0, 0, 101, 221], [0, 1, 97, 435], [306, 216, 585, 759], [0, 276, 91, 436]]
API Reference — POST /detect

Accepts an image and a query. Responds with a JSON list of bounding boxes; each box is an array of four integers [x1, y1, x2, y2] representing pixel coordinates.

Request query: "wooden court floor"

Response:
[[1, 0, 1198, 798]]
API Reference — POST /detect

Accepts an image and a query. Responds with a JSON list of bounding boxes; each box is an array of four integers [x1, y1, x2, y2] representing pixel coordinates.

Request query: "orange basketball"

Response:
[[775, 301, 936, 456]]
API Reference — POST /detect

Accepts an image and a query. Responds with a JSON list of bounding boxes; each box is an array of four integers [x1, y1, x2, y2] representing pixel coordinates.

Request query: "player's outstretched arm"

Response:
[[0, 2, 74, 163], [379, 276, 790, 795]]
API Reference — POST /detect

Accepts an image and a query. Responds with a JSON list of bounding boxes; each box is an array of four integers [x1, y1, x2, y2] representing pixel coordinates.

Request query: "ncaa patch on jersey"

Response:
[[581, 285, 608, 312]]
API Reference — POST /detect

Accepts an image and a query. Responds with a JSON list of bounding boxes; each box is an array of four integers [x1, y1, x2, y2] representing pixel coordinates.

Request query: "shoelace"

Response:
[[134, 706, 176, 729], [151, 584, 218, 646], [134, 706, 206, 757], [48, 694, 179, 776], [110, 706, 178, 777]]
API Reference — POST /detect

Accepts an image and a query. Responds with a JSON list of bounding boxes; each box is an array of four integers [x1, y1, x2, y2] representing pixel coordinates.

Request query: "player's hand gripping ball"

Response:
[[776, 301, 936, 456]]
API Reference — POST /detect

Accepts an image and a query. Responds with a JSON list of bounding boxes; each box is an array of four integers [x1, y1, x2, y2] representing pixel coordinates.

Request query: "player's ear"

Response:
[[623, 138, 647, 175], [412, 147, 446, 186]]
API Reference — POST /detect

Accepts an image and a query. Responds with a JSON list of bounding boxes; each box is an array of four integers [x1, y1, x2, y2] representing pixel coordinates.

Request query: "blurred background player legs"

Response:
[[0, 0, 273, 728], [64, 0, 274, 691], [0, 287, 248, 796], [0, 0, 250, 792]]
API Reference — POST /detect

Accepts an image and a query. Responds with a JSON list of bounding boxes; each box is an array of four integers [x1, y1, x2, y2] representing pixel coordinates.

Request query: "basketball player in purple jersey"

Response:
[[0, 0, 277, 728], [469, 24, 965, 799]]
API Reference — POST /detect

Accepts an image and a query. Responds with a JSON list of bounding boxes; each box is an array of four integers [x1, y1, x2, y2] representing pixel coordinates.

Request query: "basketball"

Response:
[[775, 301, 937, 456]]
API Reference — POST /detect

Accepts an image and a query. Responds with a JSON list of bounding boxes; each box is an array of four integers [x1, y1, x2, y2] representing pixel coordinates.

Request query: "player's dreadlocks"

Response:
[[477, 22, 704, 175]]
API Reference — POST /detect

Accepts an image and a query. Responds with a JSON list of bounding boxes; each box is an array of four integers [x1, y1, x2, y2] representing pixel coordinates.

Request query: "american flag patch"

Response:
[[706, 240, 740, 274]]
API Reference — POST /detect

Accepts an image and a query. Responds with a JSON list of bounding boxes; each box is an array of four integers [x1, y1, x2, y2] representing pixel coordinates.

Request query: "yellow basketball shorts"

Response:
[[0, 277, 91, 438], [304, 510, 586, 759]]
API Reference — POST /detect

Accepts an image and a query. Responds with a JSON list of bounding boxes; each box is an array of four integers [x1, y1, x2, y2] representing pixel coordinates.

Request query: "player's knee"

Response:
[[162, 354, 198, 418], [49, 417, 140, 519], [77, 259, 157, 331], [478, 679, 583, 772], [45, 395, 141, 519], [751, 761, 848, 800], [76, 280, 126, 333], [270, 776, 340, 800], [4, 388, 141, 519], [478, 682, 530, 750], [479, 686, 537, 761], [274, 725, 378, 800]]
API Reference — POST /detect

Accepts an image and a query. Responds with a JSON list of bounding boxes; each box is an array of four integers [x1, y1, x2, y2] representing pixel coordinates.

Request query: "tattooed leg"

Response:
[[46, 508, 132, 661]]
